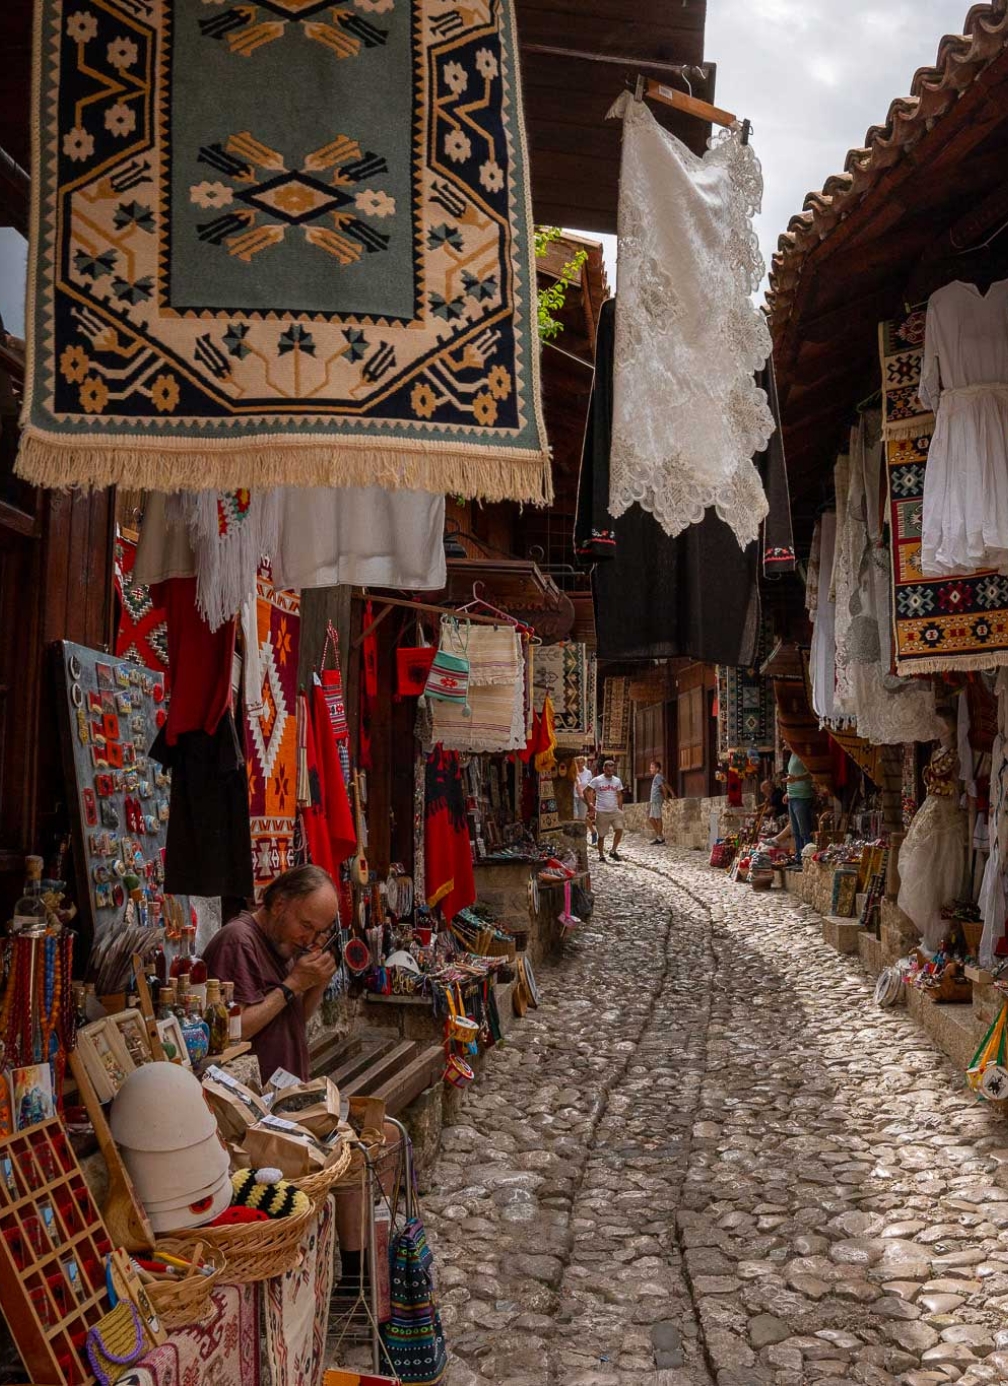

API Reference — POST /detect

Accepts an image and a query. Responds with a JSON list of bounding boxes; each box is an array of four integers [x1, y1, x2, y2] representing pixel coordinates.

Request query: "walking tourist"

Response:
[[586, 758, 625, 862]]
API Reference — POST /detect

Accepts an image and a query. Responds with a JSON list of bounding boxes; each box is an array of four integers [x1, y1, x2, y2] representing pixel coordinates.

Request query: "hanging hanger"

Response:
[[855, 386, 882, 414], [456, 581, 535, 636], [950, 215, 1008, 256], [632, 72, 749, 143]]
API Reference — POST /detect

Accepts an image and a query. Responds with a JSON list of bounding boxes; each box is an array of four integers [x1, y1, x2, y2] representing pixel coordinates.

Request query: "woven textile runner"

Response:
[[264, 1198, 334, 1386], [601, 676, 631, 756], [882, 311, 1008, 675], [20, 0, 550, 503], [132, 1282, 260, 1386], [879, 311, 935, 441], [245, 571, 300, 899]]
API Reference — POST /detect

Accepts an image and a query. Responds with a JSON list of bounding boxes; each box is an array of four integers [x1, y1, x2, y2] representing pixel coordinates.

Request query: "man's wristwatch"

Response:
[[276, 983, 296, 1007]]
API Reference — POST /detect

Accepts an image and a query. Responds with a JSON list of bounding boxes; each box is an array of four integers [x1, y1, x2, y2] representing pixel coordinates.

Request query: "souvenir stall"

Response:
[[762, 8, 1008, 1084]]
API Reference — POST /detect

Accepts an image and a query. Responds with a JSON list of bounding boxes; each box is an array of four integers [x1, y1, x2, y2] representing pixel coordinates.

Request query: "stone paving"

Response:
[[423, 837, 1008, 1386]]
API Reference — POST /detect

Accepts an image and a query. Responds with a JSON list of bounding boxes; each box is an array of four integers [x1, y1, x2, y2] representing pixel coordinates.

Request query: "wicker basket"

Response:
[[962, 921, 984, 957], [146, 1237, 227, 1330], [169, 1201, 316, 1284], [332, 1128, 386, 1187], [289, 1138, 355, 1209]]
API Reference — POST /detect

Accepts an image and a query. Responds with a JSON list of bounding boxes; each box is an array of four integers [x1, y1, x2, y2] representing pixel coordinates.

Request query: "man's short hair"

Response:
[[263, 864, 333, 911]]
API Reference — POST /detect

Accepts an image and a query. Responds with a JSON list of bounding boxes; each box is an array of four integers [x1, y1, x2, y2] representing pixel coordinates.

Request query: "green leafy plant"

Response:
[[535, 226, 588, 342]]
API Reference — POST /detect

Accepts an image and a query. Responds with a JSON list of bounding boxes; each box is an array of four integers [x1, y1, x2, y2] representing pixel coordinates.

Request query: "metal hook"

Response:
[[681, 70, 692, 99]]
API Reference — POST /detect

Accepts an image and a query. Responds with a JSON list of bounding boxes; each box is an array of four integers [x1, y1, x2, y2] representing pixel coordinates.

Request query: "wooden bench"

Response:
[[309, 1032, 444, 1116]]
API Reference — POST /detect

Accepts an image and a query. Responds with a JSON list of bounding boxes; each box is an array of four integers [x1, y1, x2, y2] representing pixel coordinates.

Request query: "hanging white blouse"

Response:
[[919, 279, 1008, 575], [607, 93, 774, 546]]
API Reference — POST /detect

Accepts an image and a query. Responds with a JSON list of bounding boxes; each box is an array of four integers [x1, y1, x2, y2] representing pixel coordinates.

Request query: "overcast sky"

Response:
[[707, 0, 972, 287]]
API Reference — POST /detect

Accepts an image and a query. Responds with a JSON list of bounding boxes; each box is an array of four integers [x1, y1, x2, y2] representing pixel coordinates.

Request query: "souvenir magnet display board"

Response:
[[55, 641, 185, 944], [0, 1117, 114, 1385]]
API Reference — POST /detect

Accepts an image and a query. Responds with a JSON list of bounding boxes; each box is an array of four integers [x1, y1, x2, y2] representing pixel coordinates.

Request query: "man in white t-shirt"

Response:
[[585, 759, 625, 862]]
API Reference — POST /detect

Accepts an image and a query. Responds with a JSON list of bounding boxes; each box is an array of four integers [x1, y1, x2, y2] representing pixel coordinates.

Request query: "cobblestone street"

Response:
[[424, 838, 1008, 1386]]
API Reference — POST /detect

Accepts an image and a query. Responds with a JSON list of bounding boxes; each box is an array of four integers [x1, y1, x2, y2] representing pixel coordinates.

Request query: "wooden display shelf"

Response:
[[0, 1118, 115, 1386]]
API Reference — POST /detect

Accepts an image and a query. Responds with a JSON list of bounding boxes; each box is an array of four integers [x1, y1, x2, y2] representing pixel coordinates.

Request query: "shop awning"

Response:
[[767, 2, 1008, 548]]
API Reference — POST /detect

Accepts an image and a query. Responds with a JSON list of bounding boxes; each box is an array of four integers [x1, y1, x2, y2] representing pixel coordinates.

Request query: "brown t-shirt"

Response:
[[202, 911, 309, 1083]]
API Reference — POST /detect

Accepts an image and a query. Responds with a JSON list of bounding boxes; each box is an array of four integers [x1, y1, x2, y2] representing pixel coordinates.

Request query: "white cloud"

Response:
[[705, 0, 971, 284]]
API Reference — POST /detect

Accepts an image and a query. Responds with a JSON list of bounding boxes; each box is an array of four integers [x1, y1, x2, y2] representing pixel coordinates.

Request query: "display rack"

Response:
[[54, 639, 188, 946], [0, 1117, 114, 1385]]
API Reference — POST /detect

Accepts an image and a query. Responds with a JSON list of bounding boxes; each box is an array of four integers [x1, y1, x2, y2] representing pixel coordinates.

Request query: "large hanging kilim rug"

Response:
[[19, 0, 550, 504], [245, 569, 300, 899], [881, 311, 1008, 675]]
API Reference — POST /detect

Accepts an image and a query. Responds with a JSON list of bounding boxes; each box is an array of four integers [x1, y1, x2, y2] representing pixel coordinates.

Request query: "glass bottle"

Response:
[[11, 856, 48, 935], [179, 994, 210, 1066], [203, 980, 229, 1056], [72, 983, 88, 1033], [223, 982, 242, 1045], [169, 926, 207, 1008], [156, 983, 176, 1020]]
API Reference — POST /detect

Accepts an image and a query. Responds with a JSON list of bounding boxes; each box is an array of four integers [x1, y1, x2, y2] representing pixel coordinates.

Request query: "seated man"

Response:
[[204, 863, 338, 1082], [205, 864, 393, 1293]]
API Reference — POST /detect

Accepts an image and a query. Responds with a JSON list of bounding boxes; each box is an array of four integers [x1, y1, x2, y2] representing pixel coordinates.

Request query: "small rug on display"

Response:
[[532, 643, 563, 713], [265, 1197, 334, 1386], [601, 676, 631, 757], [115, 532, 168, 673], [716, 623, 775, 756], [20, 0, 549, 505], [532, 642, 589, 747], [245, 569, 301, 899], [881, 311, 1008, 674], [132, 1282, 260, 1386], [556, 642, 589, 746]]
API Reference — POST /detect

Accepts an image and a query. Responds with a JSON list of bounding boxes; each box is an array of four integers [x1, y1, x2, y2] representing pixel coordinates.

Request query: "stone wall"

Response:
[[624, 794, 755, 852]]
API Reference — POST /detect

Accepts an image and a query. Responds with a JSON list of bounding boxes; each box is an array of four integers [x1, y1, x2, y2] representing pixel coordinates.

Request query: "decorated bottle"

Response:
[[180, 994, 210, 1066], [202, 980, 229, 1056]]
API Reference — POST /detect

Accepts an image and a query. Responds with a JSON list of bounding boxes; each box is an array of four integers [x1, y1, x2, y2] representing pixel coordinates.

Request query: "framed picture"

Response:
[[9, 1065, 55, 1132], [77, 1017, 136, 1103], [109, 1009, 152, 1069], [156, 1016, 191, 1070]]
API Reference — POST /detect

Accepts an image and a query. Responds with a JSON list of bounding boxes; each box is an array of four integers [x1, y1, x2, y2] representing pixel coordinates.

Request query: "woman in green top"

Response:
[[785, 752, 814, 858]]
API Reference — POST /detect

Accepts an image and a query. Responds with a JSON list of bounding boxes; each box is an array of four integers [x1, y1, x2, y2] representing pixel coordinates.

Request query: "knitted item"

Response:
[[230, 1168, 310, 1219]]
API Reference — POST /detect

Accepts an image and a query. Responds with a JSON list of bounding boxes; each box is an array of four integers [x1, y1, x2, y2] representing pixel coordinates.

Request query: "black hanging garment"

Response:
[[575, 298, 795, 665], [151, 711, 254, 898]]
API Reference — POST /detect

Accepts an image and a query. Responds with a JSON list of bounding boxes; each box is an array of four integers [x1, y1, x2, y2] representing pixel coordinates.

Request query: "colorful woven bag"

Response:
[[379, 1218, 448, 1384], [421, 619, 471, 716]]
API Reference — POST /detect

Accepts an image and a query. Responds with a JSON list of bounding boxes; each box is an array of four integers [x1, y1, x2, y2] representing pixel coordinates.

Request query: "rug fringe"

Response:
[[15, 430, 554, 507], [895, 652, 1008, 676], [881, 415, 935, 442]]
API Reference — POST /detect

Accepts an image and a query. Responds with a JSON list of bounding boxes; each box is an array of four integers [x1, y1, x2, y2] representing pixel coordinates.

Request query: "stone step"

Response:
[[905, 983, 985, 1072], [822, 915, 861, 955]]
